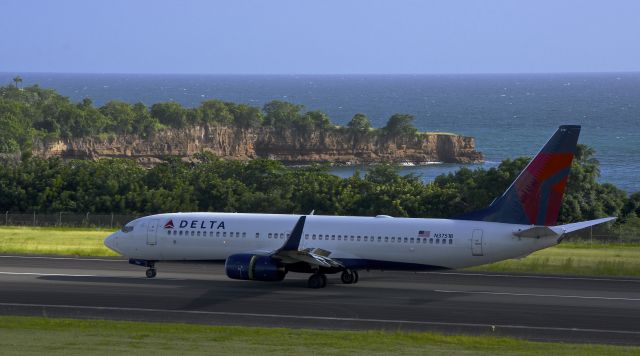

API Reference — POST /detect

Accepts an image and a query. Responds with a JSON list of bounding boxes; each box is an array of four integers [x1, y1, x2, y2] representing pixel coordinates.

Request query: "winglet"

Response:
[[278, 216, 306, 252]]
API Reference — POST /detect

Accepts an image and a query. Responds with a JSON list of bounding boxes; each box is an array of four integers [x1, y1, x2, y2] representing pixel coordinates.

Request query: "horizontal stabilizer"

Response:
[[556, 217, 616, 234]]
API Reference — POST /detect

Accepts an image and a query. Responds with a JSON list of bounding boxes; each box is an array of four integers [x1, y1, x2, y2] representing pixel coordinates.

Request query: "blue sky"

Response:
[[1, 0, 639, 74]]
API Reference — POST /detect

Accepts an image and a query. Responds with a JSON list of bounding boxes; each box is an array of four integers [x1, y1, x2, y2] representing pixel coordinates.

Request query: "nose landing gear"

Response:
[[129, 259, 157, 278]]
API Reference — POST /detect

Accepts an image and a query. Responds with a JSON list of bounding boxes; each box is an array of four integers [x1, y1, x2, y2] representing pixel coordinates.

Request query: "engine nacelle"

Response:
[[225, 253, 286, 282]]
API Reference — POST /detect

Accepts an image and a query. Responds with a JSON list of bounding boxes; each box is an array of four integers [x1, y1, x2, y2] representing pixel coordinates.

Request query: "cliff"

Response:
[[32, 126, 483, 165]]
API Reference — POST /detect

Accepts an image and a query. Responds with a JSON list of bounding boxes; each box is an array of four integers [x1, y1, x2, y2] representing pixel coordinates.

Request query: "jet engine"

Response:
[[225, 254, 286, 281]]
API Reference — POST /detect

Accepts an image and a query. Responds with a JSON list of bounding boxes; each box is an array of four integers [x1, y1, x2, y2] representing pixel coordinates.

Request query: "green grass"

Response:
[[472, 241, 640, 277], [0, 226, 118, 256], [1, 226, 639, 277], [0, 316, 637, 355]]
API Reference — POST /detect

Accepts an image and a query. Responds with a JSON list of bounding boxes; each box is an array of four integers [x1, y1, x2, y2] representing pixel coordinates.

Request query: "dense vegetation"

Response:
[[0, 146, 638, 231], [0, 84, 416, 156]]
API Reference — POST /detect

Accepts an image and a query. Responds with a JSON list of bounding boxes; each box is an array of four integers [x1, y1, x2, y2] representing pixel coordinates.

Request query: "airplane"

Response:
[[104, 125, 615, 288]]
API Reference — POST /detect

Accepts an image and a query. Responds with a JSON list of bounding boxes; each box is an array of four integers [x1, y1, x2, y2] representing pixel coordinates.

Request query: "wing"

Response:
[[271, 216, 344, 269]]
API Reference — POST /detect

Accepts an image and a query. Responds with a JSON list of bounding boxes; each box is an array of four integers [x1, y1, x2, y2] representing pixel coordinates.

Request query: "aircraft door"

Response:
[[147, 219, 159, 245], [471, 229, 483, 256]]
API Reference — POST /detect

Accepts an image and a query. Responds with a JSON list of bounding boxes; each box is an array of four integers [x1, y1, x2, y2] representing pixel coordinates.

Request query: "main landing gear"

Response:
[[340, 269, 359, 284], [145, 267, 157, 278], [307, 273, 327, 289], [307, 270, 359, 289]]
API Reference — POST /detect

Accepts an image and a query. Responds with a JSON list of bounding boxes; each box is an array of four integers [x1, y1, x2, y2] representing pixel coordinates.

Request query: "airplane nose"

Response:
[[104, 232, 121, 253]]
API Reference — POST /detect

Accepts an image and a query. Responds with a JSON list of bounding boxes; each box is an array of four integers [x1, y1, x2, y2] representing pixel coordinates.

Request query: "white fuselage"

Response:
[[105, 212, 560, 270]]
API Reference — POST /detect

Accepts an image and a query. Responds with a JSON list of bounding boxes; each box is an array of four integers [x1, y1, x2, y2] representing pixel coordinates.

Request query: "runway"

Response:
[[1, 255, 639, 345]]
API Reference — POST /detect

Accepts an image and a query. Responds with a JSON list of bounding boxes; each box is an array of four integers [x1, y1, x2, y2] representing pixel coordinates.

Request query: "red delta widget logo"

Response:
[[164, 220, 175, 229]]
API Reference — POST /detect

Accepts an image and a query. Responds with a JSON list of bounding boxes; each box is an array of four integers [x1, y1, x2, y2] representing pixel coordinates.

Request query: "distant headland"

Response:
[[1, 84, 483, 165]]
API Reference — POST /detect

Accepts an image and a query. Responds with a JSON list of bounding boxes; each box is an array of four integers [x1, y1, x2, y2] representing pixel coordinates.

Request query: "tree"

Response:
[[131, 103, 158, 138], [383, 113, 417, 137], [100, 101, 135, 135], [150, 102, 187, 128], [262, 100, 303, 128], [230, 104, 263, 128], [347, 113, 371, 134], [12, 76, 22, 89], [199, 99, 233, 125], [302, 110, 332, 130]]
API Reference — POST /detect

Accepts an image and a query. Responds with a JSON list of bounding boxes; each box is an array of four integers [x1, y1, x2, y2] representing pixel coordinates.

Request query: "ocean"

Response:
[[2, 72, 639, 192]]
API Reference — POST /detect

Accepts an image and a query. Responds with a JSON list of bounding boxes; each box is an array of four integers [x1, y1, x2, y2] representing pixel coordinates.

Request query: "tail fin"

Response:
[[458, 125, 581, 226]]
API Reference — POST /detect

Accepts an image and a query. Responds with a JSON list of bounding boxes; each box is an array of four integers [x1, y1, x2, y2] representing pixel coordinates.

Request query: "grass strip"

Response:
[[0, 316, 638, 355], [0, 226, 118, 256], [471, 241, 640, 277]]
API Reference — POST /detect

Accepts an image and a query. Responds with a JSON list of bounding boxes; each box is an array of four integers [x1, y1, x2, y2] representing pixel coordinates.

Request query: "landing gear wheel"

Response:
[[145, 268, 157, 278], [308, 273, 327, 289], [341, 270, 359, 284], [341, 270, 355, 284]]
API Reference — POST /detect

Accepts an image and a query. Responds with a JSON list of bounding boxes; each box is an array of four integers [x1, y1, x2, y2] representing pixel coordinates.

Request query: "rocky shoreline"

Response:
[[32, 125, 484, 166]]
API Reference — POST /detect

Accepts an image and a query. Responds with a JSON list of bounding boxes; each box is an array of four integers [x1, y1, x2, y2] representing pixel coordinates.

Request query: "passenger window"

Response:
[[449, 239, 453, 245], [268, 233, 272, 239], [191, 231, 195, 236], [423, 238, 427, 244], [174, 230, 177, 235], [385, 236, 389, 242], [364, 236, 368, 242], [404, 237, 408, 243], [338, 235, 341, 241], [391, 237, 395, 242], [305, 234, 309, 239], [242, 232, 246, 238], [357, 236, 361, 242], [255, 233, 260, 238], [223, 232, 227, 238], [350, 236, 354, 241], [410, 238, 414, 243], [216, 231, 220, 238], [179, 231, 183, 236], [436, 239, 440, 244], [280, 233, 284, 239], [312, 234, 316, 240], [429, 238, 433, 244], [167, 230, 171, 235], [196, 231, 200, 237]]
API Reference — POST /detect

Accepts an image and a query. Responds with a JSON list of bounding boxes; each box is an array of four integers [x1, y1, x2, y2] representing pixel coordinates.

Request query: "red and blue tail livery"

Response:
[[458, 125, 580, 226]]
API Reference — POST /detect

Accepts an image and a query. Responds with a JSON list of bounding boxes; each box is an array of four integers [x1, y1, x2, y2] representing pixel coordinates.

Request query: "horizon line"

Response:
[[2, 70, 640, 77]]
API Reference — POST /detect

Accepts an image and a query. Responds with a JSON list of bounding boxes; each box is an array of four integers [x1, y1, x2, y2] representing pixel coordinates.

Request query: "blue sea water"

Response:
[[1, 72, 639, 192]]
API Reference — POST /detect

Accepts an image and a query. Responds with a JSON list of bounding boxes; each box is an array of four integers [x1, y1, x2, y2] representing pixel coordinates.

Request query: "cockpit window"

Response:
[[121, 225, 134, 233]]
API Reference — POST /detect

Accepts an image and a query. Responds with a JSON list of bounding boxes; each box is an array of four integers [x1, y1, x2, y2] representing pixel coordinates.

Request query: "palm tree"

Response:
[[13, 75, 22, 89]]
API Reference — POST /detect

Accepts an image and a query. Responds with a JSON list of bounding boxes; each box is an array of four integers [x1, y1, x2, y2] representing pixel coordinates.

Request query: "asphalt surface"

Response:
[[1, 255, 639, 345]]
